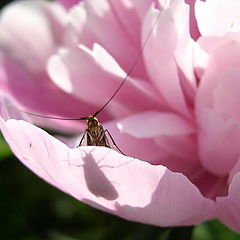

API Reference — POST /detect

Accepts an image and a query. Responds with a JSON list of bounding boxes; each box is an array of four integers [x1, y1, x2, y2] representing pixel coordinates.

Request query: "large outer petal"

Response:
[[197, 108, 240, 176], [0, 118, 215, 226], [196, 40, 240, 176]]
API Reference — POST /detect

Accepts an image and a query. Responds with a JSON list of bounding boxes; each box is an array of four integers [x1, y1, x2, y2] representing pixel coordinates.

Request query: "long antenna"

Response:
[[93, 3, 166, 117], [2, 104, 86, 120], [2, 2, 167, 121]]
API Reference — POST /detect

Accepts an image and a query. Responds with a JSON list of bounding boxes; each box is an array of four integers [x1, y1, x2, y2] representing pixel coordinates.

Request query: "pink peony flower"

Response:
[[0, 0, 240, 232]]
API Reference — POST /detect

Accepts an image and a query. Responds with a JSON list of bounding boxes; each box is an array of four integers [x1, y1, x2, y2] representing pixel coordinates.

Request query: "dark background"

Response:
[[0, 0, 13, 8], [0, 0, 240, 239]]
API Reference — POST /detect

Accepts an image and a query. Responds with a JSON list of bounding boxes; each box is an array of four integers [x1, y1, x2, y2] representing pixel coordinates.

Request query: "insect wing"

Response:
[[85, 125, 110, 148]]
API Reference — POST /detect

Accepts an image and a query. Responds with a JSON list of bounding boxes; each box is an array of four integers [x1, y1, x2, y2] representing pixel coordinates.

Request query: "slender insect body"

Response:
[[78, 115, 125, 154], [85, 116, 110, 147]]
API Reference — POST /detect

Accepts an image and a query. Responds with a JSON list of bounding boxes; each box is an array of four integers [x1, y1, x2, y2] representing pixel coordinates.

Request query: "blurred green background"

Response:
[[0, 0, 240, 239]]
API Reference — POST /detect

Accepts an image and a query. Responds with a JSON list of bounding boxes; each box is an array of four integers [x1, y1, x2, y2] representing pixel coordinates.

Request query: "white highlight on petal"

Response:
[[47, 49, 73, 93], [195, 0, 240, 36], [79, 43, 126, 77]]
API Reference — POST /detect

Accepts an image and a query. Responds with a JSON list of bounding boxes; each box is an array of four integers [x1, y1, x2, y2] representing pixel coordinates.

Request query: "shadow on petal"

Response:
[[80, 165, 216, 227], [71, 148, 119, 201]]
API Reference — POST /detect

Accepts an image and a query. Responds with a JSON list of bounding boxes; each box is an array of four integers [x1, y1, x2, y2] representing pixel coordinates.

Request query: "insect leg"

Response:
[[104, 129, 126, 155], [98, 128, 110, 148], [77, 131, 87, 147], [103, 131, 111, 148]]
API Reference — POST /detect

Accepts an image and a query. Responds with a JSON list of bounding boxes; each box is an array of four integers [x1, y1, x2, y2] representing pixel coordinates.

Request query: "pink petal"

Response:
[[66, 0, 148, 79], [142, 4, 191, 117], [154, 135, 200, 177], [197, 108, 240, 176], [47, 45, 165, 118], [154, 134, 198, 163], [106, 0, 141, 49], [1, 53, 97, 122], [196, 41, 240, 176], [99, 120, 168, 165], [0, 51, 8, 91], [194, 33, 240, 78], [170, 1, 197, 102], [58, 0, 80, 9], [206, 41, 240, 120], [175, 40, 197, 106], [195, 39, 240, 112], [195, 0, 240, 37], [189, 168, 228, 200], [0, 1, 96, 123], [229, 158, 240, 184], [0, 94, 30, 121], [216, 172, 240, 232], [117, 111, 195, 138], [104, 119, 200, 177], [117, 111, 200, 177], [213, 67, 240, 120], [129, 0, 158, 19], [193, 36, 215, 79], [0, 0, 66, 72], [0, 118, 215, 226]]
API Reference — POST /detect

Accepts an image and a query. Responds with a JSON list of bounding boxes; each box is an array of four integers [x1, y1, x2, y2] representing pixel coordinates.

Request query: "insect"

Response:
[[1, 2, 167, 154], [78, 115, 125, 155], [5, 107, 126, 153]]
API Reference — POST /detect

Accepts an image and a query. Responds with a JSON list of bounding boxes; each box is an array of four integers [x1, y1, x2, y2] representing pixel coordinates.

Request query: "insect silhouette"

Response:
[[1, 2, 167, 154]]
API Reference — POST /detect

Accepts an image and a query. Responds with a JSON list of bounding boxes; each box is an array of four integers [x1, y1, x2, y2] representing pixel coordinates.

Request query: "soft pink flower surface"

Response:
[[58, 0, 80, 9], [0, 0, 240, 231]]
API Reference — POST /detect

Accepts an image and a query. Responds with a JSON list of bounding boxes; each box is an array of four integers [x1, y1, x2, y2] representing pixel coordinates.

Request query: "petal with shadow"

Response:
[[0, 118, 215, 226]]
